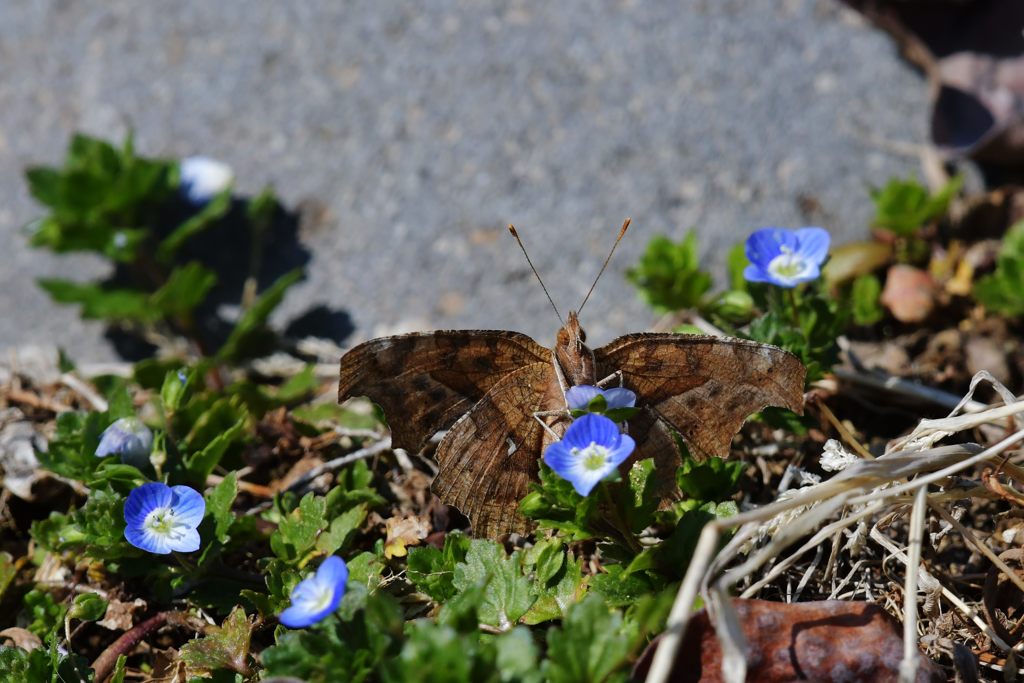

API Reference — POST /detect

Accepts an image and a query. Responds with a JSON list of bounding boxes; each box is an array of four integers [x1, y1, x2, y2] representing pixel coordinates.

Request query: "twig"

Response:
[[3, 388, 72, 413], [832, 366, 988, 413], [285, 436, 391, 493], [92, 612, 169, 682], [59, 373, 108, 412]]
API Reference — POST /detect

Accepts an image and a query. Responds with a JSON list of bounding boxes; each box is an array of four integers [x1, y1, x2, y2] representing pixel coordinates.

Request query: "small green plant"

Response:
[[870, 175, 961, 237], [974, 219, 1024, 317]]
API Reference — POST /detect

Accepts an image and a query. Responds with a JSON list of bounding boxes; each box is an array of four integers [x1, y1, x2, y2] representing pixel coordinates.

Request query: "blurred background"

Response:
[[1, 1, 987, 361]]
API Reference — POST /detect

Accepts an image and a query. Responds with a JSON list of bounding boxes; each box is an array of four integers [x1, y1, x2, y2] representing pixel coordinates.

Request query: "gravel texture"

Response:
[[0, 0, 930, 361]]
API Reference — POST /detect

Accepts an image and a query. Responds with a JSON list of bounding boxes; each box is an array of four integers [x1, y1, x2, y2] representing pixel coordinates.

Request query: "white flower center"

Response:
[[143, 506, 188, 541], [571, 441, 611, 471], [297, 579, 335, 613], [766, 247, 810, 283]]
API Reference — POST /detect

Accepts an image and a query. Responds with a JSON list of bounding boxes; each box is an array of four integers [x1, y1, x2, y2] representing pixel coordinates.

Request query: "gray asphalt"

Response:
[[0, 1, 930, 361]]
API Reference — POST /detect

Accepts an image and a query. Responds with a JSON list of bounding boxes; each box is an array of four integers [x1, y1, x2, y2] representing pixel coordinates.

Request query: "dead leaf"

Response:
[[881, 265, 938, 323], [823, 240, 893, 287], [0, 627, 41, 651], [97, 597, 147, 631], [633, 599, 944, 682], [384, 515, 431, 559]]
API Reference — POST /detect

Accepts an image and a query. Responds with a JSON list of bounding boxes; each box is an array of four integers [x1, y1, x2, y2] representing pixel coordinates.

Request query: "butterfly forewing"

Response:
[[338, 330, 551, 452], [432, 360, 565, 538], [595, 333, 806, 458]]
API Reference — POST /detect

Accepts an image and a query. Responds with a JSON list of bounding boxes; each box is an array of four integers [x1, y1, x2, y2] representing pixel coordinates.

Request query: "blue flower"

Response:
[[96, 417, 153, 467], [179, 156, 233, 204], [279, 556, 349, 628], [743, 227, 830, 288], [124, 483, 205, 554], [565, 385, 637, 412], [543, 413, 636, 496]]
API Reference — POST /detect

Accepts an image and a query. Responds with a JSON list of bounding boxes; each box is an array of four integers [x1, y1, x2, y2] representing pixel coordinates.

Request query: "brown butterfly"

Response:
[[338, 222, 806, 538]]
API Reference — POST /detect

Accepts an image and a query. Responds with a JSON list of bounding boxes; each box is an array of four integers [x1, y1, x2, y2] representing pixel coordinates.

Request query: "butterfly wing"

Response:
[[596, 333, 805, 459], [432, 360, 565, 538], [338, 330, 550, 452]]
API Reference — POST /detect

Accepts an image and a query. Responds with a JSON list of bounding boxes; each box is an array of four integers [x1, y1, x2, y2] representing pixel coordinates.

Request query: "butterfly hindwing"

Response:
[[596, 333, 806, 458], [432, 360, 565, 538], [338, 330, 550, 452]]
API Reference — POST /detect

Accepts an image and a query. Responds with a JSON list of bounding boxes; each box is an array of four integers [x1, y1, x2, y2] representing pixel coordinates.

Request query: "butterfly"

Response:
[[337, 223, 806, 538]]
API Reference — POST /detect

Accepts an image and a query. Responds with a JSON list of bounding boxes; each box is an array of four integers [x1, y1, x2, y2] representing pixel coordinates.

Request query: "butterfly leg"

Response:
[[595, 370, 623, 388]]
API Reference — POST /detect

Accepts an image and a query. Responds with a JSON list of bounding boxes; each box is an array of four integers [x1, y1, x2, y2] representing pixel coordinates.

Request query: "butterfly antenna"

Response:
[[578, 217, 631, 316], [508, 224, 565, 327]]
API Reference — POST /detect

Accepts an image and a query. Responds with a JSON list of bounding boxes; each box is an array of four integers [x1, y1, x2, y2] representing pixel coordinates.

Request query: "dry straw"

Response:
[[646, 371, 1024, 683]]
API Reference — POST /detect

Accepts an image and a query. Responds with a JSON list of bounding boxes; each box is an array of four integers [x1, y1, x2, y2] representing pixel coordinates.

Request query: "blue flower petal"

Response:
[[125, 524, 170, 555], [743, 264, 772, 283], [744, 228, 796, 267], [124, 482, 173, 524], [794, 227, 830, 265], [565, 385, 602, 410], [166, 527, 201, 553], [607, 434, 637, 468], [603, 388, 637, 410], [562, 413, 620, 451], [316, 555, 349, 587], [169, 486, 206, 528], [278, 557, 348, 628]]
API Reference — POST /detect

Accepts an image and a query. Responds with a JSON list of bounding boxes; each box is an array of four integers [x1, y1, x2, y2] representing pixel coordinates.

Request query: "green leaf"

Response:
[[870, 175, 961, 236], [184, 414, 246, 483], [523, 548, 586, 625], [261, 590, 403, 683], [206, 472, 238, 543], [725, 241, 749, 291], [542, 595, 631, 683], [850, 274, 884, 326], [626, 232, 713, 313], [589, 565, 660, 607], [452, 540, 536, 630], [270, 493, 328, 563], [157, 188, 232, 263], [316, 503, 367, 556], [975, 220, 1024, 317], [675, 455, 743, 502], [407, 532, 472, 602], [37, 279, 153, 321], [0, 552, 17, 602], [519, 465, 599, 541], [30, 488, 134, 561], [150, 263, 217, 318], [179, 606, 254, 677], [69, 592, 108, 622], [217, 268, 303, 362]]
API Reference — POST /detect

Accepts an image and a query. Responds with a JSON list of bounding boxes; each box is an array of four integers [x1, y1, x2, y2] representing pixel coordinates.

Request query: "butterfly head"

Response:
[[555, 311, 597, 386]]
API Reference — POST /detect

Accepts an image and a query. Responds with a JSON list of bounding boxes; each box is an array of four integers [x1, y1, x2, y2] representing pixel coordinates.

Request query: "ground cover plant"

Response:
[[0, 135, 1022, 681]]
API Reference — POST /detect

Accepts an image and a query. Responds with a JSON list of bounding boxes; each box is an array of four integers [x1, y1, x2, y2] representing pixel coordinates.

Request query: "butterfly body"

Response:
[[338, 314, 806, 539]]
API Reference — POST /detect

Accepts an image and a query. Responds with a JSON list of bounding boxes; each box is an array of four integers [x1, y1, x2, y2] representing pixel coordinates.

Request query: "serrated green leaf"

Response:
[[316, 503, 367, 556], [523, 550, 585, 625], [206, 471, 238, 543], [37, 279, 153, 321], [179, 606, 254, 676], [407, 532, 471, 602], [452, 540, 536, 630], [542, 595, 631, 683], [626, 232, 713, 313], [270, 493, 328, 563]]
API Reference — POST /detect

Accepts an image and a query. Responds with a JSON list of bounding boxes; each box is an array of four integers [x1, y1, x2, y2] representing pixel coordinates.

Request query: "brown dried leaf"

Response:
[[96, 597, 147, 631], [633, 599, 945, 682], [0, 627, 41, 651], [384, 514, 431, 559]]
